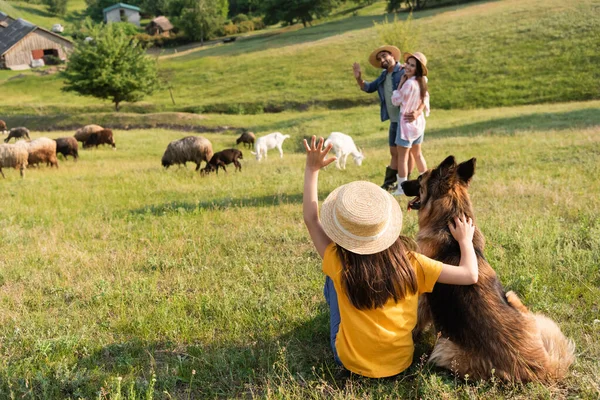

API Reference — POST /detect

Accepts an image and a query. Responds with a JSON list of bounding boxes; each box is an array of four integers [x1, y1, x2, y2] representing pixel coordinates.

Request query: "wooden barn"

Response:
[[0, 17, 73, 70], [145, 16, 174, 37]]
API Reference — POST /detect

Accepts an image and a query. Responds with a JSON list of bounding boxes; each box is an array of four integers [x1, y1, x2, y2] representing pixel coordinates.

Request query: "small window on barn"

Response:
[[120, 9, 126, 21], [43, 49, 58, 56]]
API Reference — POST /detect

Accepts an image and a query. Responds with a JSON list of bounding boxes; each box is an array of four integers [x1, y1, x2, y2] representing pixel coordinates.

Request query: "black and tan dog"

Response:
[[402, 156, 574, 382]]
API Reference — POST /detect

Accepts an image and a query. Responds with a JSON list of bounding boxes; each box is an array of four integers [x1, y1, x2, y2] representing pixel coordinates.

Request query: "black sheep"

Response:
[[201, 149, 243, 175]]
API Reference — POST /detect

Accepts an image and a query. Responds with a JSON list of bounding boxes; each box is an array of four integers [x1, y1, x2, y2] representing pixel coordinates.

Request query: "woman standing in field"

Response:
[[391, 52, 430, 196], [302, 136, 478, 378]]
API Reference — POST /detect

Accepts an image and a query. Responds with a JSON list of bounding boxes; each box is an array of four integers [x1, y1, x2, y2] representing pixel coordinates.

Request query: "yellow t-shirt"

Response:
[[322, 242, 443, 378]]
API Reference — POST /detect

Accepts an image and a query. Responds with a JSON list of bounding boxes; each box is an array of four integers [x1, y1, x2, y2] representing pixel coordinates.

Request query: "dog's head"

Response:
[[401, 155, 476, 212]]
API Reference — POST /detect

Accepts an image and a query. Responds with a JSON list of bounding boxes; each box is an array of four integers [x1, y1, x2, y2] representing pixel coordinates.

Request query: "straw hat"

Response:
[[368, 45, 401, 68], [321, 181, 402, 255], [403, 51, 428, 76]]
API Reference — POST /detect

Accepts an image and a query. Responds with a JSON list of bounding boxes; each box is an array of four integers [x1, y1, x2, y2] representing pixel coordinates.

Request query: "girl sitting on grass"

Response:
[[302, 136, 478, 378]]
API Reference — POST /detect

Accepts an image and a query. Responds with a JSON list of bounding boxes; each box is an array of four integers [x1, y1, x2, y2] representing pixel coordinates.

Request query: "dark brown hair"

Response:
[[336, 236, 418, 310], [400, 57, 428, 102]]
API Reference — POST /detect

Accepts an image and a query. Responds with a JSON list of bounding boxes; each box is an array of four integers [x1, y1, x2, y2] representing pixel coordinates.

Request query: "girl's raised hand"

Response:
[[303, 136, 336, 172], [449, 215, 475, 244]]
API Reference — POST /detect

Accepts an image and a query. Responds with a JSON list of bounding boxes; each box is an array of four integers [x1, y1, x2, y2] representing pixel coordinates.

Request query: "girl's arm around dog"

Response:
[[303, 136, 337, 259], [437, 216, 478, 285]]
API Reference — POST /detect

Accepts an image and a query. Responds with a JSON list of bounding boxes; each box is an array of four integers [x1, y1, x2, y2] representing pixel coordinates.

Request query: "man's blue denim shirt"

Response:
[[361, 62, 404, 122]]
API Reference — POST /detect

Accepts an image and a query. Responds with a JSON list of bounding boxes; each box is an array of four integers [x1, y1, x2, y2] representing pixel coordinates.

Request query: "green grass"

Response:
[[0, 0, 86, 30], [0, 101, 598, 398], [1, 0, 598, 115]]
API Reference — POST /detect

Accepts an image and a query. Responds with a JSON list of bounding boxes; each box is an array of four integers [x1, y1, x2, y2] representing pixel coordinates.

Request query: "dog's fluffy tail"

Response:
[[506, 290, 529, 313], [535, 314, 576, 380]]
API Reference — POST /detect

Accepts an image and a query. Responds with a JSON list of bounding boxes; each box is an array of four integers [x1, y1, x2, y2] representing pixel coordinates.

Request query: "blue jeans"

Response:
[[324, 277, 343, 366], [388, 122, 399, 147]]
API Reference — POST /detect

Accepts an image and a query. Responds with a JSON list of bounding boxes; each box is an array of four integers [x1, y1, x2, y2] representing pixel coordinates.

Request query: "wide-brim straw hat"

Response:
[[368, 45, 401, 68], [321, 181, 402, 255], [404, 51, 428, 76]]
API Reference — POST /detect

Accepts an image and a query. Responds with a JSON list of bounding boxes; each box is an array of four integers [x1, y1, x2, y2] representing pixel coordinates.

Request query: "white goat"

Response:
[[324, 132, 365, 170], [251, 132, 290, 161]]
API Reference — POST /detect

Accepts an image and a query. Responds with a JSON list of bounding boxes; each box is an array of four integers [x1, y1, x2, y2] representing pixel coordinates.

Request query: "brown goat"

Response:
[[54, 137, 79, 160], [84, 129, 116, 149], [0, 120, 7, 133], [201, 149, 243, 175], [236, 130, 255, 149]]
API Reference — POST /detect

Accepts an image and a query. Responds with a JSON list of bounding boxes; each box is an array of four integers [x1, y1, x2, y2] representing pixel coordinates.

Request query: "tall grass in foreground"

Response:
[[0, 103, 598, 398]]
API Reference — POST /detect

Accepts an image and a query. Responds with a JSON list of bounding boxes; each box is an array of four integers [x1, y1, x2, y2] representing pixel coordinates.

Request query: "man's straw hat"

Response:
[[404, 52, 428, 76], [321, 181, 402, 255], [368, 45, 401, 68]]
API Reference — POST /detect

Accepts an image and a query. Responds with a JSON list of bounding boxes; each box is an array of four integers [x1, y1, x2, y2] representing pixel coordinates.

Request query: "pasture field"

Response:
[[0, 101, 599, 399], [0, 0, 86, 30], [1, 0, 599, 116]]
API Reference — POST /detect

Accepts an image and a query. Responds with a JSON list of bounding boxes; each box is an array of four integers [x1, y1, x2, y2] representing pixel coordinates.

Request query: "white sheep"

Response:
[[251, 132, 290, 161], [162, 136, 214, 171], [26, 137, 59, 168], [0, 141, 29, 178], [324, 132, 365, 170]]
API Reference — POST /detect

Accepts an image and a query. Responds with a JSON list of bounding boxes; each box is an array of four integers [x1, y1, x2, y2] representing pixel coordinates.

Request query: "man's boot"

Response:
[[381, 166, 398, 191]]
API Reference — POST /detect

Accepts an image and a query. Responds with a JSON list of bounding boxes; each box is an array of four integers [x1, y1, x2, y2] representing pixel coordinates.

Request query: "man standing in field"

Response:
[[353, 45, 412, 191]]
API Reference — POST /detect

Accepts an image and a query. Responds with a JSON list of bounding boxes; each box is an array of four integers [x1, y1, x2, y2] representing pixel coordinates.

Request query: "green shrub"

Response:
[[223, 23, 238, 36], [232, 13, 249, 24], [251, 17, 266, 30], [238, 20, 254, 33]]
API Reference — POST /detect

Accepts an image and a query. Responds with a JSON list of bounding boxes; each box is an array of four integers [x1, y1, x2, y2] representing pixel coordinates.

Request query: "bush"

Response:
[[251, 17, 266, 30], [231, 13, 249, 24], [44, 55, 64, 65], [238, 20, 254, 33], [223, 23, 238, 36]]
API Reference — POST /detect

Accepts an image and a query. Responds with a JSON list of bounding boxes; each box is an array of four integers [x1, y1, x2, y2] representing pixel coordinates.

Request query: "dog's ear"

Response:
[[457, 158, 476, 184], [436, 155, 456, 177]]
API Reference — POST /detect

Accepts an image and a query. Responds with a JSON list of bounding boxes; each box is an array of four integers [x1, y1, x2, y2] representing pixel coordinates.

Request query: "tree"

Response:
[[44, 0, 68, 16], [260, 0, 340, 28], [171, 0, 228, 44], [62, 22, 158, 111]]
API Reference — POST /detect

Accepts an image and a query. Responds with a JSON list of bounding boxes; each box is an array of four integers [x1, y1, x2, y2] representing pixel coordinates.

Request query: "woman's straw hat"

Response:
[[404, 52, 428, 76], [368, 45, 401, 68], [321, 181, 402, 255]]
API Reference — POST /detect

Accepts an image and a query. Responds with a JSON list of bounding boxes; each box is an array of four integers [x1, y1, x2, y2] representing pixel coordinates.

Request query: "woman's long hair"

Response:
[[336, 236, 418, 310], [400, 57, 428, 102]]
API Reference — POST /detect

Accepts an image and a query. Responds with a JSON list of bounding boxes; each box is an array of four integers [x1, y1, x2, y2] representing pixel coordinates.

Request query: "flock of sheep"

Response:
[[0, 119, 366, 179], [0, 121, 115, 178]]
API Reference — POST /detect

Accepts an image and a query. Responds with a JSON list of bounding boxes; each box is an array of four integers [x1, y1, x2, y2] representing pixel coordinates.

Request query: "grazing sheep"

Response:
[[162, 136, 213, 171], [0, 142, 28, 178], [324, 132, 365, 170], [54, 137, 79, 160], [84, 129, 116, 149], [236, 130, 256, 149], [201, 149, 243, 175], [0, 120, 7, 135], [74, 124, 104, 143], [251, 132, 290, 161], [4, 127, 30, 143], [27, 137, 58, 168]]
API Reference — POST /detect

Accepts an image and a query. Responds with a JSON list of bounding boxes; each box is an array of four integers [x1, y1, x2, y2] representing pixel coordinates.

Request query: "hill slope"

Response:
[[0, 0, 598, 115]]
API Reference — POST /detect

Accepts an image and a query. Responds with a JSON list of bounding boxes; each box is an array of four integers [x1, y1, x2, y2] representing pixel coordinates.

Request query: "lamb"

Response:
[[84, 129, 116, 149], [0, 142, 28, 178], [236, 130, 256, 149], [162, 136, 214, 171], [323, 132, 365, 170], [4, 127, 30, 143], [0, 120, 7, 135], [74, 124, 104, 144], [201, 149, 243, 175], [26, 137, 58, 168], [251, 132, 290, 161], [54, 137, 79, 160]]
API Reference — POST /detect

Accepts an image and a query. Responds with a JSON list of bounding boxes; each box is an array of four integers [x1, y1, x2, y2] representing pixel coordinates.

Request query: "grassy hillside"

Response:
[[1, 0, 598, 116], [0, 101, 598, 398], [0, 0, 86, 30]]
